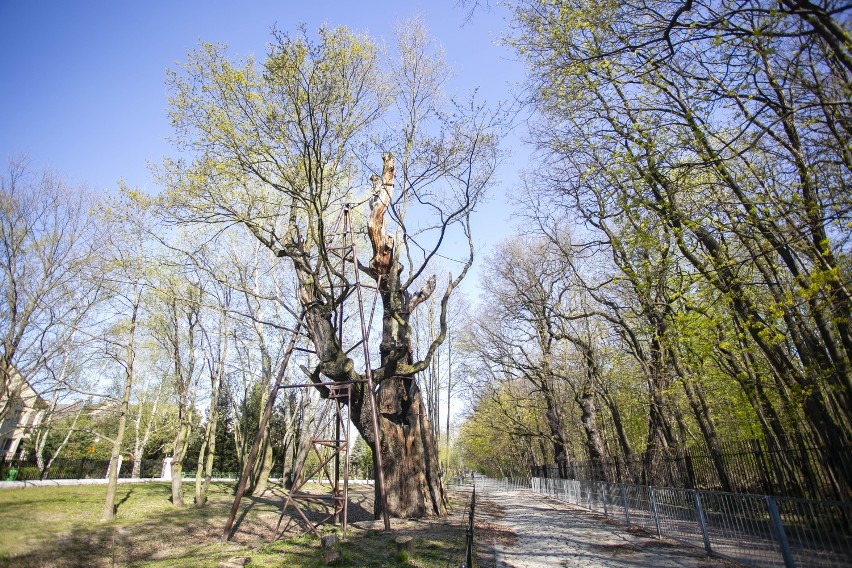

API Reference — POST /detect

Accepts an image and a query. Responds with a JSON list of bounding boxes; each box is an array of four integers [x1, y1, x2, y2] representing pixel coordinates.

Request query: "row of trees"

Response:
[[158, 19, 501, 519], [0, 156, 337, 518], [456, 0, 850, 500], [3, 17, 496, 522]]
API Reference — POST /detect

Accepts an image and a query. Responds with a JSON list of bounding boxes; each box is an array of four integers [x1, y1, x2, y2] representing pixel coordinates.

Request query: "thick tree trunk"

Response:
[[572, 337, 608, 477], [579, 384, 606, 461], [542, 385, 571, 479], [357, 152, 446, 518], [642, 324, 681, 486], [355, 376, 446, 518], [291, 153, 449, 519]]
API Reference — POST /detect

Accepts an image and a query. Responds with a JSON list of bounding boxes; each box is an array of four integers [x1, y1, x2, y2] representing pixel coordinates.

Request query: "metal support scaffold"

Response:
[[277, 381, 353, 537], [221, 203, 390, 542]]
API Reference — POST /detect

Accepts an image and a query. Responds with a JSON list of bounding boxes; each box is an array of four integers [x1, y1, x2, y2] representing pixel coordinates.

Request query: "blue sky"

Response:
[[0, 1, 531, 423], [0, 1, 529, 284], [0, 3, 524, 182]]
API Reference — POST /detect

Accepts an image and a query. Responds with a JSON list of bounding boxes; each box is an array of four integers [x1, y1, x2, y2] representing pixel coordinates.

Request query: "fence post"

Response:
[[465, 486, 475, 568], [601, 482, 608, 517], [766, 496, 796, 568], [620, 483, 630, 524], [649, 486, 662, 538], [691, 490, 712, 554]]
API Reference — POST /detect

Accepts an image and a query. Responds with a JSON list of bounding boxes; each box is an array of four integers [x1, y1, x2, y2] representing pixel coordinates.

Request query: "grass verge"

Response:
[[0, 482, 474, 567]]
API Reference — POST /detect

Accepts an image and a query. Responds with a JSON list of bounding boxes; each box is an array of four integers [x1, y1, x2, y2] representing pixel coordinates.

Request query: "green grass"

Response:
[[0, 482, 470, 567]]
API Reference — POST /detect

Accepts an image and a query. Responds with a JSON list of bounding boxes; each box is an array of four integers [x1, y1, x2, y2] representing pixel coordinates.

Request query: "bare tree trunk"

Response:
[[196, 312, 229, 505], [288, 153, 456, 519], [131, 380, 163, 478], [171, 371, 198, 507], [278, 393, 297, 489], [170, 417, 191, 507], [165, 290, 201, 508], [578, 384, 606, 461], [359, 155, 447, 518], [247, 387, 270, 494], [600, 387, 633, 461], [102, 292, 139, 521], [291, 390, 317, 487], [34, 342, 77, 474], [39, 402, 84, 477], [445, 333, 452, 477], [541, 382, 571, 478], [194, 377, 220, 506], [678, 371, 732, 492], [251, 439, 275, 496]]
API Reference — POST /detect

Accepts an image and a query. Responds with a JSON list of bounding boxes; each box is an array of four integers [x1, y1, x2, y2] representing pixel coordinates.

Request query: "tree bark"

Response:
[[251, 438, 275, 496], [290, 389, 317, 488], [295, 153, 447, 518], [102, 291, 139, 521], [166, 291, 200, 507], [194, 371, 220, 506], [132, 381, 163, 478], [361, 154, 446, 517]]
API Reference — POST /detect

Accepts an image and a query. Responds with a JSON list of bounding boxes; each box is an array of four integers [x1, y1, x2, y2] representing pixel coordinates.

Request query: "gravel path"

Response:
[[479, 490, 736, 568]]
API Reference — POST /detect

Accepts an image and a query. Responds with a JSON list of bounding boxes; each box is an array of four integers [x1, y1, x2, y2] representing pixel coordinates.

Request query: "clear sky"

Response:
[[1, 1, 528, 423], [0, 2, 527, 244]]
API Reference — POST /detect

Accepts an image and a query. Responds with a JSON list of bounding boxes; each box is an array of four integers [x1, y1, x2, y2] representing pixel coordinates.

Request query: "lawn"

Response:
[[0, 482, 477, 567]]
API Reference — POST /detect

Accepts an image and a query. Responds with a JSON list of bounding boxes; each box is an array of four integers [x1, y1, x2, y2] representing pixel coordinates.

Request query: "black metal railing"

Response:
[[531, 477, 852, 568], [461, 485, 476, 568], [0, 456, 163, 481], [532, 439, 850, 502]]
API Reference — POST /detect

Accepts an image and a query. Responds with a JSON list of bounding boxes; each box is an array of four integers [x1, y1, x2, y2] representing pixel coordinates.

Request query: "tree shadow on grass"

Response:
[[114, 487, 133, 513], [4, 496, 243, 567], [3, 485, 475, 568]]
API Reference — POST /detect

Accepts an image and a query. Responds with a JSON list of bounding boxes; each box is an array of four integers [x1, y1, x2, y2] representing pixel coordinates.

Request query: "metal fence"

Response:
[[532, 439, 850, 502], [449, 475, 531, 492], [0, 456, 164, 481], [461, 485, 476, 568], [531, 477, 852, 568]]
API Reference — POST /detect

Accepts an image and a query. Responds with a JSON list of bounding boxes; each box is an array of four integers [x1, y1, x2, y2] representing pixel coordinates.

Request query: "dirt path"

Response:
[[476, 490, 737, 568]]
